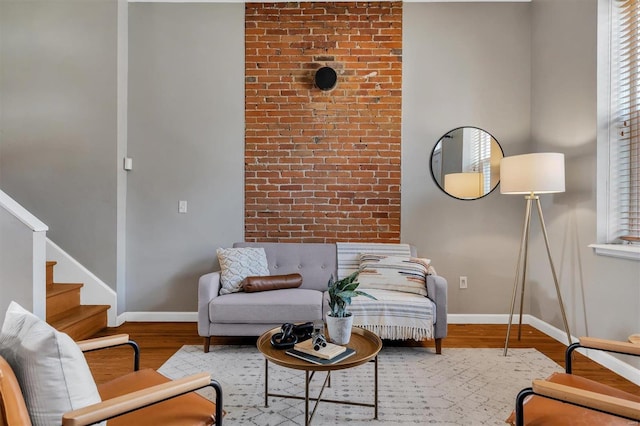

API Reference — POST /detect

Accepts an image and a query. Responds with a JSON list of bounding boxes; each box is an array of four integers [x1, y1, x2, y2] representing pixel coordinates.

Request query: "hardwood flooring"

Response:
[[84, 322, 640, 395]]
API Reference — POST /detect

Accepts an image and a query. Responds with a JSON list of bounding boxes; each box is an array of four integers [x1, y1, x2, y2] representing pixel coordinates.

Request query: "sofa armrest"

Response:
[[77, 334, 140, 371], [427, 274, 448, 339], [62, 373, 223, 426], [579, 337, 640, 356], [198, 271, 222, 337], [77, 334, 130, 352], [530, 379, 640, 421]]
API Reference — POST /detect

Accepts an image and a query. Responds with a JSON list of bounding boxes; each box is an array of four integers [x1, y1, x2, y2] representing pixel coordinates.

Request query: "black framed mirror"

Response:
[[430, 127, 504, 200]]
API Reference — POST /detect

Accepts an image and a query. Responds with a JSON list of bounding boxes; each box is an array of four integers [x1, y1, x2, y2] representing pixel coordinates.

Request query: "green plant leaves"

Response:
[[354, 290, 377, 300], [326, 270, 376, 318]]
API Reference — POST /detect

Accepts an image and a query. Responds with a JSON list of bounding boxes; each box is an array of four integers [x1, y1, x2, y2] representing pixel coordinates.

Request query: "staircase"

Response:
[[46, 261, 109, 340]]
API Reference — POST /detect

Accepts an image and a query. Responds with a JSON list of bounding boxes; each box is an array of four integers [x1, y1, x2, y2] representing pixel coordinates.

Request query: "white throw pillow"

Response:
[[358, 254, 430, 297], [217, 247, 270, 295], [0, 302, 103, 426]]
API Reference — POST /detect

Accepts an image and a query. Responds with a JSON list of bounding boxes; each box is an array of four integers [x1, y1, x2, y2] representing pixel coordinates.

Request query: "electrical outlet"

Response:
[[459, 276, 468, 289], [178, 200, 188, 214]]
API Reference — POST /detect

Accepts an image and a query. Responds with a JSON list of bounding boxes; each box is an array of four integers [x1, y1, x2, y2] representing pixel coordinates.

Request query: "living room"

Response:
[[0, 0, 639, 423]]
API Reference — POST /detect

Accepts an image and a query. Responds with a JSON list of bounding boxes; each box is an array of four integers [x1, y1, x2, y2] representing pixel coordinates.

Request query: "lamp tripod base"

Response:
[[503, 195, 572, 356]]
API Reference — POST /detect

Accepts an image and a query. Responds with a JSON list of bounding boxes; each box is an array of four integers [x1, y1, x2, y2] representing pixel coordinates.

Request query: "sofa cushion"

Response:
[[217, 247, 270, 295], [336, 242, 412, 279], [210, 289, 323, 324], [241, 273, 303, 292], [358, 254, 430, 296], [234, 242, 336, 292], [0, 302, 103, 426]]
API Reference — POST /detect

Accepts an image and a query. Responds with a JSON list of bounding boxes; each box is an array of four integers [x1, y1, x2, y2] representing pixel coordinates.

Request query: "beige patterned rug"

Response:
[[158, 345, 562, 425]]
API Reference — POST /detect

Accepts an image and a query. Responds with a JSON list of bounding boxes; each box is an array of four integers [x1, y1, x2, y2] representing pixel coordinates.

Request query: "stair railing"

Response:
[[0, 189, 48, 323]]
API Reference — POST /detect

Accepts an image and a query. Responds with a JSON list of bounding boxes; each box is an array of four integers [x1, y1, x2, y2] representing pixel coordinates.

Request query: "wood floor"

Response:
[[85, 322, 640, 395]]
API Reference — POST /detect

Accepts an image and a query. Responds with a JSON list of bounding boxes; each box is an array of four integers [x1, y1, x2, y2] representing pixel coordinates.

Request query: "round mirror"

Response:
[[430, 127, 504, 200]]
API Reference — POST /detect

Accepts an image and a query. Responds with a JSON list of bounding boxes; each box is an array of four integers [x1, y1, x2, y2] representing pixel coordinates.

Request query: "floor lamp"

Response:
[[500, 153, 571, 356]]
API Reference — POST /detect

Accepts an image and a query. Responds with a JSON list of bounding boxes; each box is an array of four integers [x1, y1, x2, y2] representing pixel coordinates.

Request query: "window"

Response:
[[611, 0, 640, 243], [469, 128, 492, 194], [594, 0, 640, 260]]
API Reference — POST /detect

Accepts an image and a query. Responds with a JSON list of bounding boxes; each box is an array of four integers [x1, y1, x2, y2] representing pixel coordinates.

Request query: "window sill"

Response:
[[589, 244, 640, 261]]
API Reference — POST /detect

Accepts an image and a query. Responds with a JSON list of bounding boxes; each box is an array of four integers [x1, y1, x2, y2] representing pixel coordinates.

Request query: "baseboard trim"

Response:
[[116, 313, 127, 327], [526, 315, 640, 386], [582, 348, 640, 386], [448, 313, 640, 386], [122, 311, 198, 322], [525, 315, 574, 346], [447, 314, 519, 324], [110, 311, 640, 386]]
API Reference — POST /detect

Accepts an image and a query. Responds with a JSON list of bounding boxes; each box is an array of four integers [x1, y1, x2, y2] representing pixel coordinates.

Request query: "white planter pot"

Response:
[[325, 313, 354, 345]]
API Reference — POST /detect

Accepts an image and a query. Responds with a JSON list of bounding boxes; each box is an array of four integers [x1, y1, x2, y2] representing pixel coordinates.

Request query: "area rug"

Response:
[[158, 346, 562, 425]]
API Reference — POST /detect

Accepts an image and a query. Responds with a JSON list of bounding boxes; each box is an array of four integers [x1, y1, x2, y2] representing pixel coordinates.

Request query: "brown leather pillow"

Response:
[[241, 273, 303, 292]]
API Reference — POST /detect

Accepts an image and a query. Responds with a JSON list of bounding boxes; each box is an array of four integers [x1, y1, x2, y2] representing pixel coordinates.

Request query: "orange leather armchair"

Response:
[[0, 334, 223, 426], [508, 337, 640, 426]]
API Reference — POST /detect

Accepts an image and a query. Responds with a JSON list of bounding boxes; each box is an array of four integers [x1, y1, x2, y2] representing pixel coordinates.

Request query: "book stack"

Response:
[[286, 339, 355, 365]]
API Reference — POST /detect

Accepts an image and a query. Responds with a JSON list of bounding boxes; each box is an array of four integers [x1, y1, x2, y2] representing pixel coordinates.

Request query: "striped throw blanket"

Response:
[[350, 289, 435, 340], [336, 242, 434, 341]]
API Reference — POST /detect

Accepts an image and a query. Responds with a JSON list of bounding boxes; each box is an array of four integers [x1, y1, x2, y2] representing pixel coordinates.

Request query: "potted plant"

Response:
[[325, 270, 376, 345]]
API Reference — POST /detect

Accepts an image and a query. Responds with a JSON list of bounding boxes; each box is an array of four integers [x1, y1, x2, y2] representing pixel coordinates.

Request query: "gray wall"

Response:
[[126, 3, 244, 311], [528, 0, 640, 346], [2, 0, 637, 333], [402, 2, 532, 314], [0, 0, 118, 288]]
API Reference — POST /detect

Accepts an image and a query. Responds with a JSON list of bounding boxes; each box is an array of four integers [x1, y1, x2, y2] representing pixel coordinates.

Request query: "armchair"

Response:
[[509, 337, 640, 425], [0, 333, 223, 426]]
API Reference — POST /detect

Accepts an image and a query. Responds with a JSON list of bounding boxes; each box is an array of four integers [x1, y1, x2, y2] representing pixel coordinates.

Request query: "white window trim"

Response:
[[589, 243, 640, 260], [594, 0, 640, 261]]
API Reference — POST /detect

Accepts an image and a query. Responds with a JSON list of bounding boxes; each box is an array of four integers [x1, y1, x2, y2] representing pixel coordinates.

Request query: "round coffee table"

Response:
[[257, 326, 382, 425]]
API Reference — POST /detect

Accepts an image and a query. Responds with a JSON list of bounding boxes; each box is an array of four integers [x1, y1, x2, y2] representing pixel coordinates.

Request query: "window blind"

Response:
[[612, 0, 640, 242], [470, 128, 492, 194]]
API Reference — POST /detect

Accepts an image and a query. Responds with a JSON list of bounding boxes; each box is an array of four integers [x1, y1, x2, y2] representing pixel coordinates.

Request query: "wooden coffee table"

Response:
[[257, 326, 382, 425]]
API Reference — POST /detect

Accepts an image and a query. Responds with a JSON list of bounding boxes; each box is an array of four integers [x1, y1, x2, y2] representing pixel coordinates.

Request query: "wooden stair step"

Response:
[[47, 283, 84, 297], [46, 261, 57, 289], [48, 305, 109, 341], [46, 283, 84, 321]]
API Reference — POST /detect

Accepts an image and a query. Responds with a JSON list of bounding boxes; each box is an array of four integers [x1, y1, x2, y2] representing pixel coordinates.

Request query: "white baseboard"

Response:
[[116, 313, 127, 327], [450, 313, 640, 386], [109, 310, 640, 386], [121, 311, 198, 322], [583, 348, 640, 385], [448, 314, 519, 324], [525, 314, 574, 346], [526, 315, 640, 386]]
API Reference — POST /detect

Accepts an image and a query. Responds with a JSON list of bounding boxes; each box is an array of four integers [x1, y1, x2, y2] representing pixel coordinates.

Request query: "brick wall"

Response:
[[245, 2, 402, 242]]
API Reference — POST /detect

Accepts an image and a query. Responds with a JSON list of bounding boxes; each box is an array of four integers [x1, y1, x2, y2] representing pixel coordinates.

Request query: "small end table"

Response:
[[257, 326, 382, 425]]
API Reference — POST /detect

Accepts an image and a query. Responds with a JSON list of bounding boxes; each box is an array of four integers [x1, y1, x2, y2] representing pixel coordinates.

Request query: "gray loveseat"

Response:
[[198, 242, 447, 353]]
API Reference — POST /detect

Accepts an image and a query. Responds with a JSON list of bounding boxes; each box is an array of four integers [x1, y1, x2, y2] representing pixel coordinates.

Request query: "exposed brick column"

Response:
[[245, 2, 402, 242]]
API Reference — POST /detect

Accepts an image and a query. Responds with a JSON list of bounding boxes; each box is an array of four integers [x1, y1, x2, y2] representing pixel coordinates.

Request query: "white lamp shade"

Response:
[[444, 172, 484, 198], [500, 153, 565, 194]]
